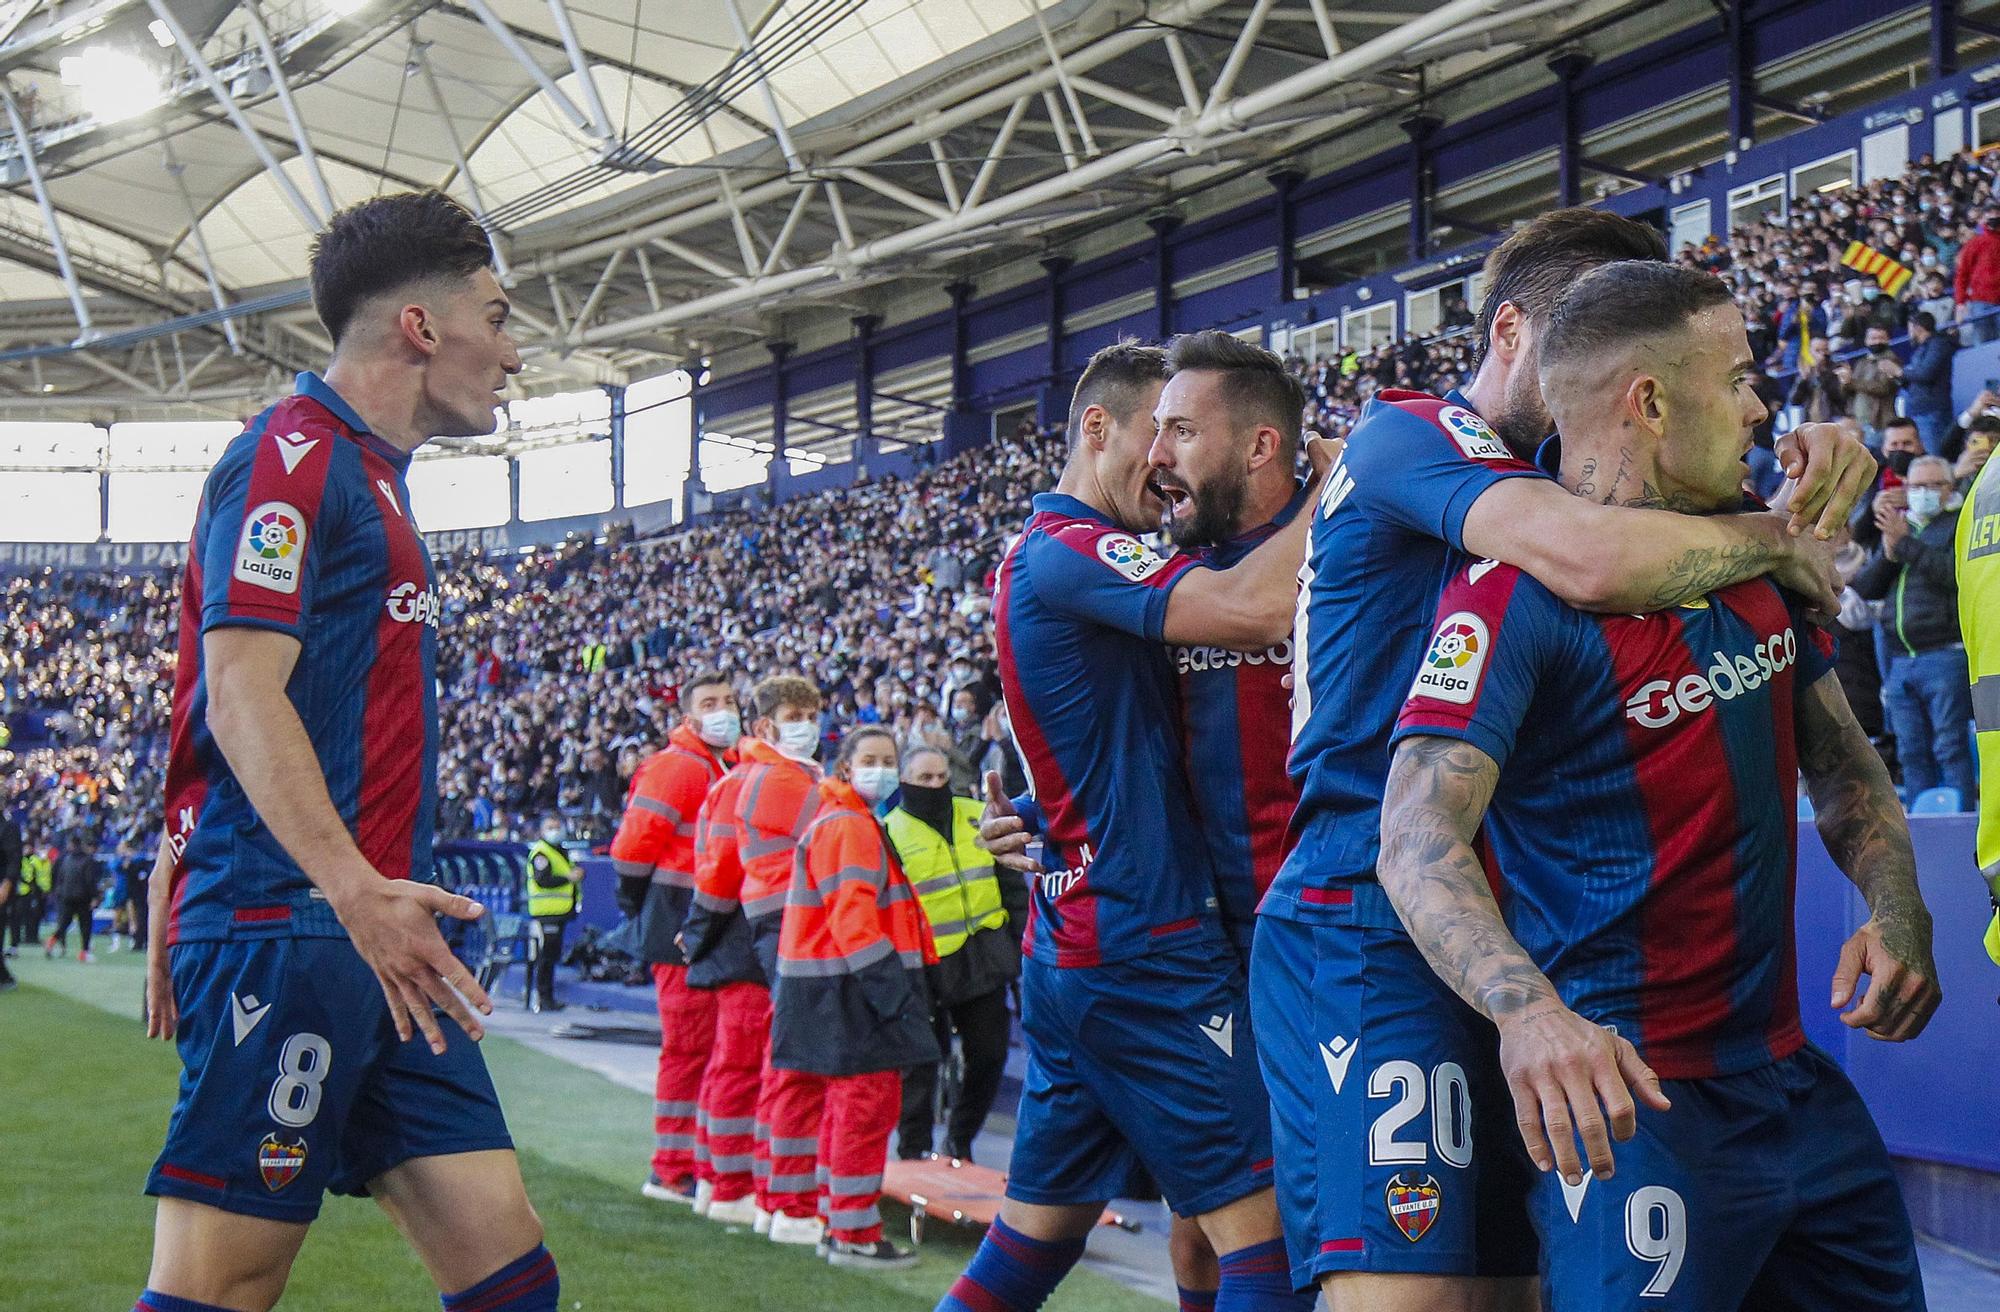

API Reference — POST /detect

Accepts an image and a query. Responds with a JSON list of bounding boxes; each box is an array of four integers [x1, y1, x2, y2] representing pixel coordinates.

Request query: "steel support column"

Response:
[[853, 317, 880, 475], [1403, 113, 1442, 263], [1725, 0, 1754, 151], [1548, 49, 1592, 208], [1040, 256, 1072, 427], [1148, 214, 1179, 340], [767, 339, 792, 499], [608, 383, 625, 511], [242, 0, 335, 222], [0, 84, 94, 338], [684, 364, 707, 526], [1270, 171, 1302, 308], [948, 282, 974, 411], [1934, 0, 1960, 80]]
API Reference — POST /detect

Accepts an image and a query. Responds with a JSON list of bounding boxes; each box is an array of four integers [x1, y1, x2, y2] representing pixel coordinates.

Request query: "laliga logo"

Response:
[[247, 510, 299, 559], [1410, 612, 1488, 706], [385, 581, 441, 627], [1624, 628, 1797, 729]]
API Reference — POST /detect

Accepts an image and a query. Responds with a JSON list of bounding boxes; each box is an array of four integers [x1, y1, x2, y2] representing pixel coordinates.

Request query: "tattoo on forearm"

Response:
[[1379, 737, 1557, 1021], [1797, 677, 1935, 969], [1641, 539, 1777, 610]]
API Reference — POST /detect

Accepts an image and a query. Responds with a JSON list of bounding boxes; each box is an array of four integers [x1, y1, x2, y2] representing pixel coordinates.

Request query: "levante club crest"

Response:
[[1385, 1171, 1441, 1241], [259, 1133, 308, 1192]]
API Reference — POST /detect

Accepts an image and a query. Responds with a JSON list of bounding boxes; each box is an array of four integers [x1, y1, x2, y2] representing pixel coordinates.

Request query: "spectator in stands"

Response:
[[1849, 325, 1903, 445], [1776, 287, 1827, 369], [886, 745, 1024, 1163], [1954, 207, 2000, 344], [1902, 310, 1958, 455], [1853, 418, 1925, 553], [769, 726, 937, 1270], [45, 832, 100, 962], [1957, 414, 1999, 493], [1788, 335, 1847, 422], [1854, 455, 1979, 806]]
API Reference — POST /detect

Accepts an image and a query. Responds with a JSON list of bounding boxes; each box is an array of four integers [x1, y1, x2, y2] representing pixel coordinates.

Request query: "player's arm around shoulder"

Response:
[[1795, 671, 1941, 1042], [202, 626, 490, 1054]]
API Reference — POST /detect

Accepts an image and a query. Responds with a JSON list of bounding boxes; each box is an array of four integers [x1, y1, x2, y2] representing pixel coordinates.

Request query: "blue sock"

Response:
[[935, 1216, 1086, 1311], [1178, 1283, 1220, 1312], [441, 1245, 559, 1312], [135, 1295, 235, 1312], [1214, 1239, 1313, 1312]]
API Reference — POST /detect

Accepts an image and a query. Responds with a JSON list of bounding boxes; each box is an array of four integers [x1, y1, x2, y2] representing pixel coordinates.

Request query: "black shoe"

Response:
[[942, 1142, 974, 1164], [825, 1238, 918, 1270]]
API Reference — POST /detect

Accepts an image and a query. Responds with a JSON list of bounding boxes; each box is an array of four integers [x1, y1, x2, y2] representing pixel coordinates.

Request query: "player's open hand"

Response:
[[1774, 421, 1876, 540], [1832, 914, 1941, 1041], [979, 771, 1037, 873], [1766, 517, 1841, 621], [1304, 433, 1345, 482], [1498, 1002, 1671, 1185], [332, 875, 493, 1055], [144, 930, 177, 1042]]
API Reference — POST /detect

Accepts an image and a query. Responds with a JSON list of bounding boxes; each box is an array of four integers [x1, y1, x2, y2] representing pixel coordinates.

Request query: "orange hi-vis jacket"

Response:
[[684, 761, 761, 988], [770, 779, 941, 1078], [609, 722, 731, 965], [733, 737, 823, 982]]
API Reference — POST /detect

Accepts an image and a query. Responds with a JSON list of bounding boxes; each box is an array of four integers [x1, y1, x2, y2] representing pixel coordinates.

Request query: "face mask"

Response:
[[951, 708, 974, 727], [1907, 488, 1943, 523], [1869, 342, 1892, 354], [850, 764, 900, 804], [697, 709, 741, 748], [776, 720, 819, 760], [541, 827, 563, 845], [1885, 450, 1917, 477], [899, 781, 956, 830]]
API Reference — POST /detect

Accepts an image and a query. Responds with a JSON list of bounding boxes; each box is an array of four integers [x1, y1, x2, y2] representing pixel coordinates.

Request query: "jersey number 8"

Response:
[[268, 1032, 332, 1129]]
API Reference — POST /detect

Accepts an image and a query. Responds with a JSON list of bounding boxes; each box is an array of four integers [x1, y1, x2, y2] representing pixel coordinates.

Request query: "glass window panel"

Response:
[[0, 421, 105, 469], [108, 420, 243, 470], [0, 471, 101, 540], [516, 440, 613, 521], [107, 470, 206, 542], [408, 454, 512, 531]]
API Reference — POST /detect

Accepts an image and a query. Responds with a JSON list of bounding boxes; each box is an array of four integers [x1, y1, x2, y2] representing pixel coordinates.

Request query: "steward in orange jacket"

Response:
[[771, 776, 940, 1077], [612, 720, 732, 965], [683, 763, 762, 989], [733, 736, 823, 982]]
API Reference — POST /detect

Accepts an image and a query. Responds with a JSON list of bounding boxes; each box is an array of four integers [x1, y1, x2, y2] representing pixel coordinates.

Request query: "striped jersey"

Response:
[[1266, 389, 1542, 923], [162, 373, 439, 943], [995, 492, 1223, 967], [1172, 483, 1310, 931], [1394, 562, 1836, 1078]]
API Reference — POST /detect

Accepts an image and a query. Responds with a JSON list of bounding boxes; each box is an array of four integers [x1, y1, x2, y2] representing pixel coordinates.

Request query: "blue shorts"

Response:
[[1531, 1044, 1923, 1310], [1251, 909, 1538, 1290], [1006, 938, 1273, 1218], [146, 937, 513, 1223]]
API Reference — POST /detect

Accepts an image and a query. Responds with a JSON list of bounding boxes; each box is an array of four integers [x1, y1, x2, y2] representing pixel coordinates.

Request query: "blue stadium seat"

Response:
[[1909, 787, 1964, 815]]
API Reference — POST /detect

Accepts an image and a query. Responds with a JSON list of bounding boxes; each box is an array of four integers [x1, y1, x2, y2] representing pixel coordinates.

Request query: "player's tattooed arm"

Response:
[[1377, 737, 1552, 1017], [1796, 672, 1941, 1041], [1382, 735, 1671, 1183]]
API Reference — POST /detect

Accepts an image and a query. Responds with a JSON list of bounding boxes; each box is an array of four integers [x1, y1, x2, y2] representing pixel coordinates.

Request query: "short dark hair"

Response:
[[1165, 330, 1306, 463], [1911, 310, 1938, 332], [1885, 416, 1919, 433], [1969, 413, 2000, 437], [1066, 341, 1169, 449], [1475, 208, 1670, 368], [309, 190, 495, 344], [682, 669, 731, 698], [751, 675, 821, 719], [1540, 261, 1735, 373]]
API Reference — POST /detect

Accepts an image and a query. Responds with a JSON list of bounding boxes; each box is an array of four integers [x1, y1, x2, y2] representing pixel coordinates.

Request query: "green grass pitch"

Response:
[[0, 954, 1163, 1310]]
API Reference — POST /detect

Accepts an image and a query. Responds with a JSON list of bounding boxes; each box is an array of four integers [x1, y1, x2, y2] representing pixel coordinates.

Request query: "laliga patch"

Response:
[[1438, 405, 1510, 462], [233, 501, 306, 595], [1385, 1171, 1441, 1242], [258, 1133, 308, 1192], [1410, 612, 1489, 706], [1095, 532, 1167, 582]]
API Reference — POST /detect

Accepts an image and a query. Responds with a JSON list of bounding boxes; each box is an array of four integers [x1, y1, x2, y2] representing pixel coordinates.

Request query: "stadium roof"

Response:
[[0, 0, 1951, 428]]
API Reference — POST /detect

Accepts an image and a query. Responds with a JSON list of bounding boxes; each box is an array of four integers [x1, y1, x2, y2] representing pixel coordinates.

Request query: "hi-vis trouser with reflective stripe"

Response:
[[651, 962, 718, 1184], [816, 1069, 901, 1243], [1955, 457, 2000, 965], [696, 982, 769, 1202]]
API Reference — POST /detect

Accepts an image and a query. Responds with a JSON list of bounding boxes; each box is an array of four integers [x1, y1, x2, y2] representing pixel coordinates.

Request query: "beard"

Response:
[[1161, 461, 1249, 549], [1488, 365, 1554, 457]]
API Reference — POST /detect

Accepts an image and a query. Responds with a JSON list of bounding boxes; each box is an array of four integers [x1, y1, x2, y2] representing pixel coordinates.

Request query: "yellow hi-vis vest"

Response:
[[23, 852, 50, 894], [525, 839, 580, 918], [884, 798, 1006, 959], [1954, 455, 2000, 965]]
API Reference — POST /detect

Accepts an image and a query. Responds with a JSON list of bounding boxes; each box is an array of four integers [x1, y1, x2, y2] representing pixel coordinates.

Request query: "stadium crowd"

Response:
[[9, 150, 2000, 882]]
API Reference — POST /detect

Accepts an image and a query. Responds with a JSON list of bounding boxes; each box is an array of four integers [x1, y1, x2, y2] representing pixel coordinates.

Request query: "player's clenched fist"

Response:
[[978, 770, 1038, 873], [1497, 1000, 1671, 1186], [329, 874, 493, 1055]]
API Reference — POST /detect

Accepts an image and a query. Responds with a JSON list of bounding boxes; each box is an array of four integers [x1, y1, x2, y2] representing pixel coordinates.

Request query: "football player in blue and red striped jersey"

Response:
[[1253, 209, 1879, 1311], [135, 192, 558, 1312], [1382, 261, 1937, 1310], [937, 342, 1319, 1312]]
